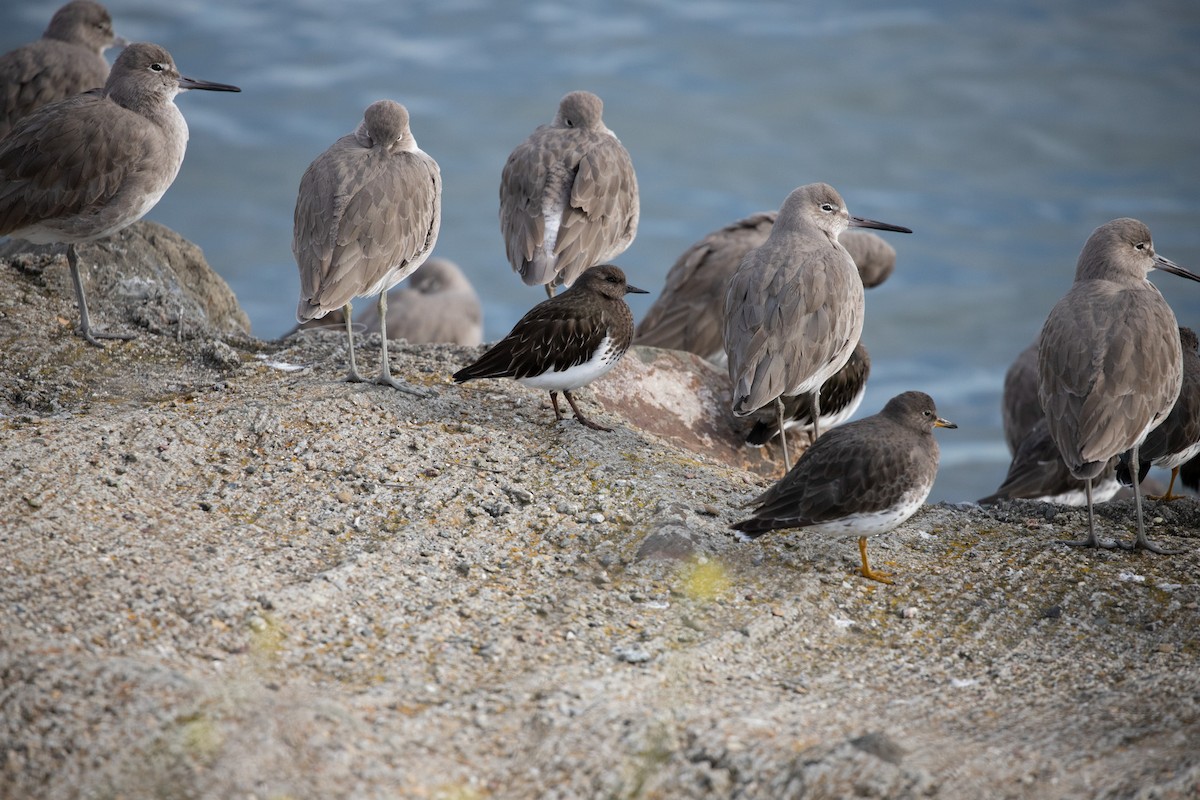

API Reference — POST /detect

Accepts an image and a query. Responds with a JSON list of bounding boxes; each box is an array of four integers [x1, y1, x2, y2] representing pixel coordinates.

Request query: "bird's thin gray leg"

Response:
[[342, 302, 367, 383], [68, 244, 133, 347], [1120, 443, 1182, 554], [374, 291, 428, 396], [1062, 478, 1119, 549], [776, 396, 791, 471], [808, 392, 822, 441]]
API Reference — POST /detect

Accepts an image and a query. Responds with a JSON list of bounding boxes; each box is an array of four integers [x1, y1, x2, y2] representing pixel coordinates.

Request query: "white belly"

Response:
[[518, 336, 621, 392]]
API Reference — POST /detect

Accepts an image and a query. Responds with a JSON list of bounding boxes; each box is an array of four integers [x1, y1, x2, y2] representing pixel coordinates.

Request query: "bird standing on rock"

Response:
[[1038, 218, 1200, 554], [293, 99, 442, 395], [453, 264, 647, 431], [0, 42, 239, 346], [733, 391, 956, 585], [723, 183, 911, 469], [499, 90, 639, 296]]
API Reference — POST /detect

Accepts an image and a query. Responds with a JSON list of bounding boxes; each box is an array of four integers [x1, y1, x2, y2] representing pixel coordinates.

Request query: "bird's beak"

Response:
[[1153, 254, 1200, 283], [935, 417, 957, 429], [625, 284, 649, 295], [179, 76, 242, 93], [112, 35, 129, 48], [850, 215, 912, 234]]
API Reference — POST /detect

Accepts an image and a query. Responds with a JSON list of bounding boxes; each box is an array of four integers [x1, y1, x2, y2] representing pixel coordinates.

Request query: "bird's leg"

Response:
[[808, 392, 822, 441], [1148, 467, 1183, 502], [776, 396, 791, 471], [858, 536, 894, 585], [564, 390, 612, 432], [548, 391, 565, 421], [341, 302, 367, 383], [1061, 477, 1119, 549], [68, 244, 133, 347], [374, 291, 428, 396], [1120, 444, 1182, 554]]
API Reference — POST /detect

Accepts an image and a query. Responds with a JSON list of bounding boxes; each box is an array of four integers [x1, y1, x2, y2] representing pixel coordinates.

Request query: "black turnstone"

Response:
[[499, 90, 639, 296], [453, 264, 647, 431], [294, 100, 441, 394], [1039, 219, 1200, 553], [723, 183, 910, 468], [732, 391, 955, 585], [0, 42, 239, 346], [1116, 326, 1200, 501], [0, 1, 124, 139]]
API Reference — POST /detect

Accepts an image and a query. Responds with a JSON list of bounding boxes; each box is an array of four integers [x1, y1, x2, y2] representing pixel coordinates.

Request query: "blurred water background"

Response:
[[4, 0, 1199, 503]]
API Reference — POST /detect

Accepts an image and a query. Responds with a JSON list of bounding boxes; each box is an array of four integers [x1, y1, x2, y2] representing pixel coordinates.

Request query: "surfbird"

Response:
[[0, 42, 239, 346], [1116, 326, 1200, 501], [290, 257, 481, 347], [453, 264, 647, 431], [499, 90, 639, 296], [1038, 218, 1200, 553], [0, 1, 124, 139], [732, 391, 956, 584], [723, 183, 910, 469], [294, 99, 442, 394]]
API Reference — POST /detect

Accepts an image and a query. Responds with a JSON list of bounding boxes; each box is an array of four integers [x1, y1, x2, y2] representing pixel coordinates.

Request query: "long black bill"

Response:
[[180, 76, 241, 92], [850, 215, 912, 234]]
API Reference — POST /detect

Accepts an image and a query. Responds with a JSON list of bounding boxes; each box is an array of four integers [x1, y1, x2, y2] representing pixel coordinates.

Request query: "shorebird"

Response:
[[453, 264, 647, 431], [499, 90, 639, 296], [1116, 326, 1200, 502], [0, 1, 124, 139], [0, 42, 239, 346], [723, 183, 910, 468], [290, 257, 482, 347], [733, 391, 955, 584], [294, 99, 442, 394], [979, 418, 1120, 506], [1001, 339, 1043, 455], [1038, 218, 1200, 553]]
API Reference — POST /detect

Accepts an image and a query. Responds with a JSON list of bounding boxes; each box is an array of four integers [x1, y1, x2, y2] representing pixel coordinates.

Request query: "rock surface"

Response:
[[1, 223, 1198, 799]]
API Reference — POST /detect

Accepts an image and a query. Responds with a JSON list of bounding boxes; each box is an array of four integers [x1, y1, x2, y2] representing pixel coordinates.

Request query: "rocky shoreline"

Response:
[[2, 223, 1198, 799]]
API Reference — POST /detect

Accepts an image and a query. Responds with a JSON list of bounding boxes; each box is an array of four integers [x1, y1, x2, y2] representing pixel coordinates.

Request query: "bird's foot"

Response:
[[376, 374, 431, 397], [574, 414, 613, 432], [859, 565, 895, 585], [1116, 536, 1183, 556], [1060, 535, 1121, 550], [77, 326, 135, 348]]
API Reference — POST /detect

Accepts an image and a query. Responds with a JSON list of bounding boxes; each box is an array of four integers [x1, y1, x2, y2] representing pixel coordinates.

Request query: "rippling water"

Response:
[[5, 0, 1200, 503]]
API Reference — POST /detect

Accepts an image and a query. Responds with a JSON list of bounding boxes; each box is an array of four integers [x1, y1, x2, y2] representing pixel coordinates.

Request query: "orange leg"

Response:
[[1148, 467, 1183, 502], [858, 536, 894, 585]]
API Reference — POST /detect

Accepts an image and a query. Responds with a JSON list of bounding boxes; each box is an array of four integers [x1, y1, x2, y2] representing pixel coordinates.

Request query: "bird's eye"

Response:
[[150, 63, 165, 72], [565, 119, 574, 128], [1135, 242, 1147, 251], [820, 203, 835, 213]]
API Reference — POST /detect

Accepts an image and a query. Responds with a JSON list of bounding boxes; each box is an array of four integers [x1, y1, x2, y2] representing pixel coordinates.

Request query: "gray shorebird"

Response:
[[732, 391, 956, 585], [0, 42, 239, 346], [1038, 218, 1200, 553], [1116, 326, 1200, 502], [453, 264, 647, 431], [291, 257, 481, 347], [1001, 339, 1043, 455], [723, 183, 911, 469], [499, 90, 639, 296], [979, 418, 1120, 506], [294, 99, 442, 394], [0, 1, 124, 139]]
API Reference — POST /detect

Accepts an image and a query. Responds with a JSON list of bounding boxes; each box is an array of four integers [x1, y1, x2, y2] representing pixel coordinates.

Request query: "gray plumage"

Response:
[[1038, 218, 1200, 553], [979, 418, 1119, 506], [1116, 326, 1200, 500], [634, 209, 894, 361], [0, 1, 123, 139], [1001, 339, 1042, 455], [722, 183, 910, 467], [293, 99, 442, 393], [499, 90, 639, 294], [0, 41, 239, 345], [732, 391, 955, 584]]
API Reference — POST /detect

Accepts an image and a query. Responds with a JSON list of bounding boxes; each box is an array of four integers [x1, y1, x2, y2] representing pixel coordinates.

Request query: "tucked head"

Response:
[[1076, 217, 1200, 285], [573, 264, 648, 299], [881, 390, 957, 433], [554, 90, 605, 130], [45, 0, 121, 52], [358, 100, 413, 151]]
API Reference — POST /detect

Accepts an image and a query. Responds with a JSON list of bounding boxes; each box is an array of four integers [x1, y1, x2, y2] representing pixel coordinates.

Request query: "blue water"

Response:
[[5, 0, 1200, 503]]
